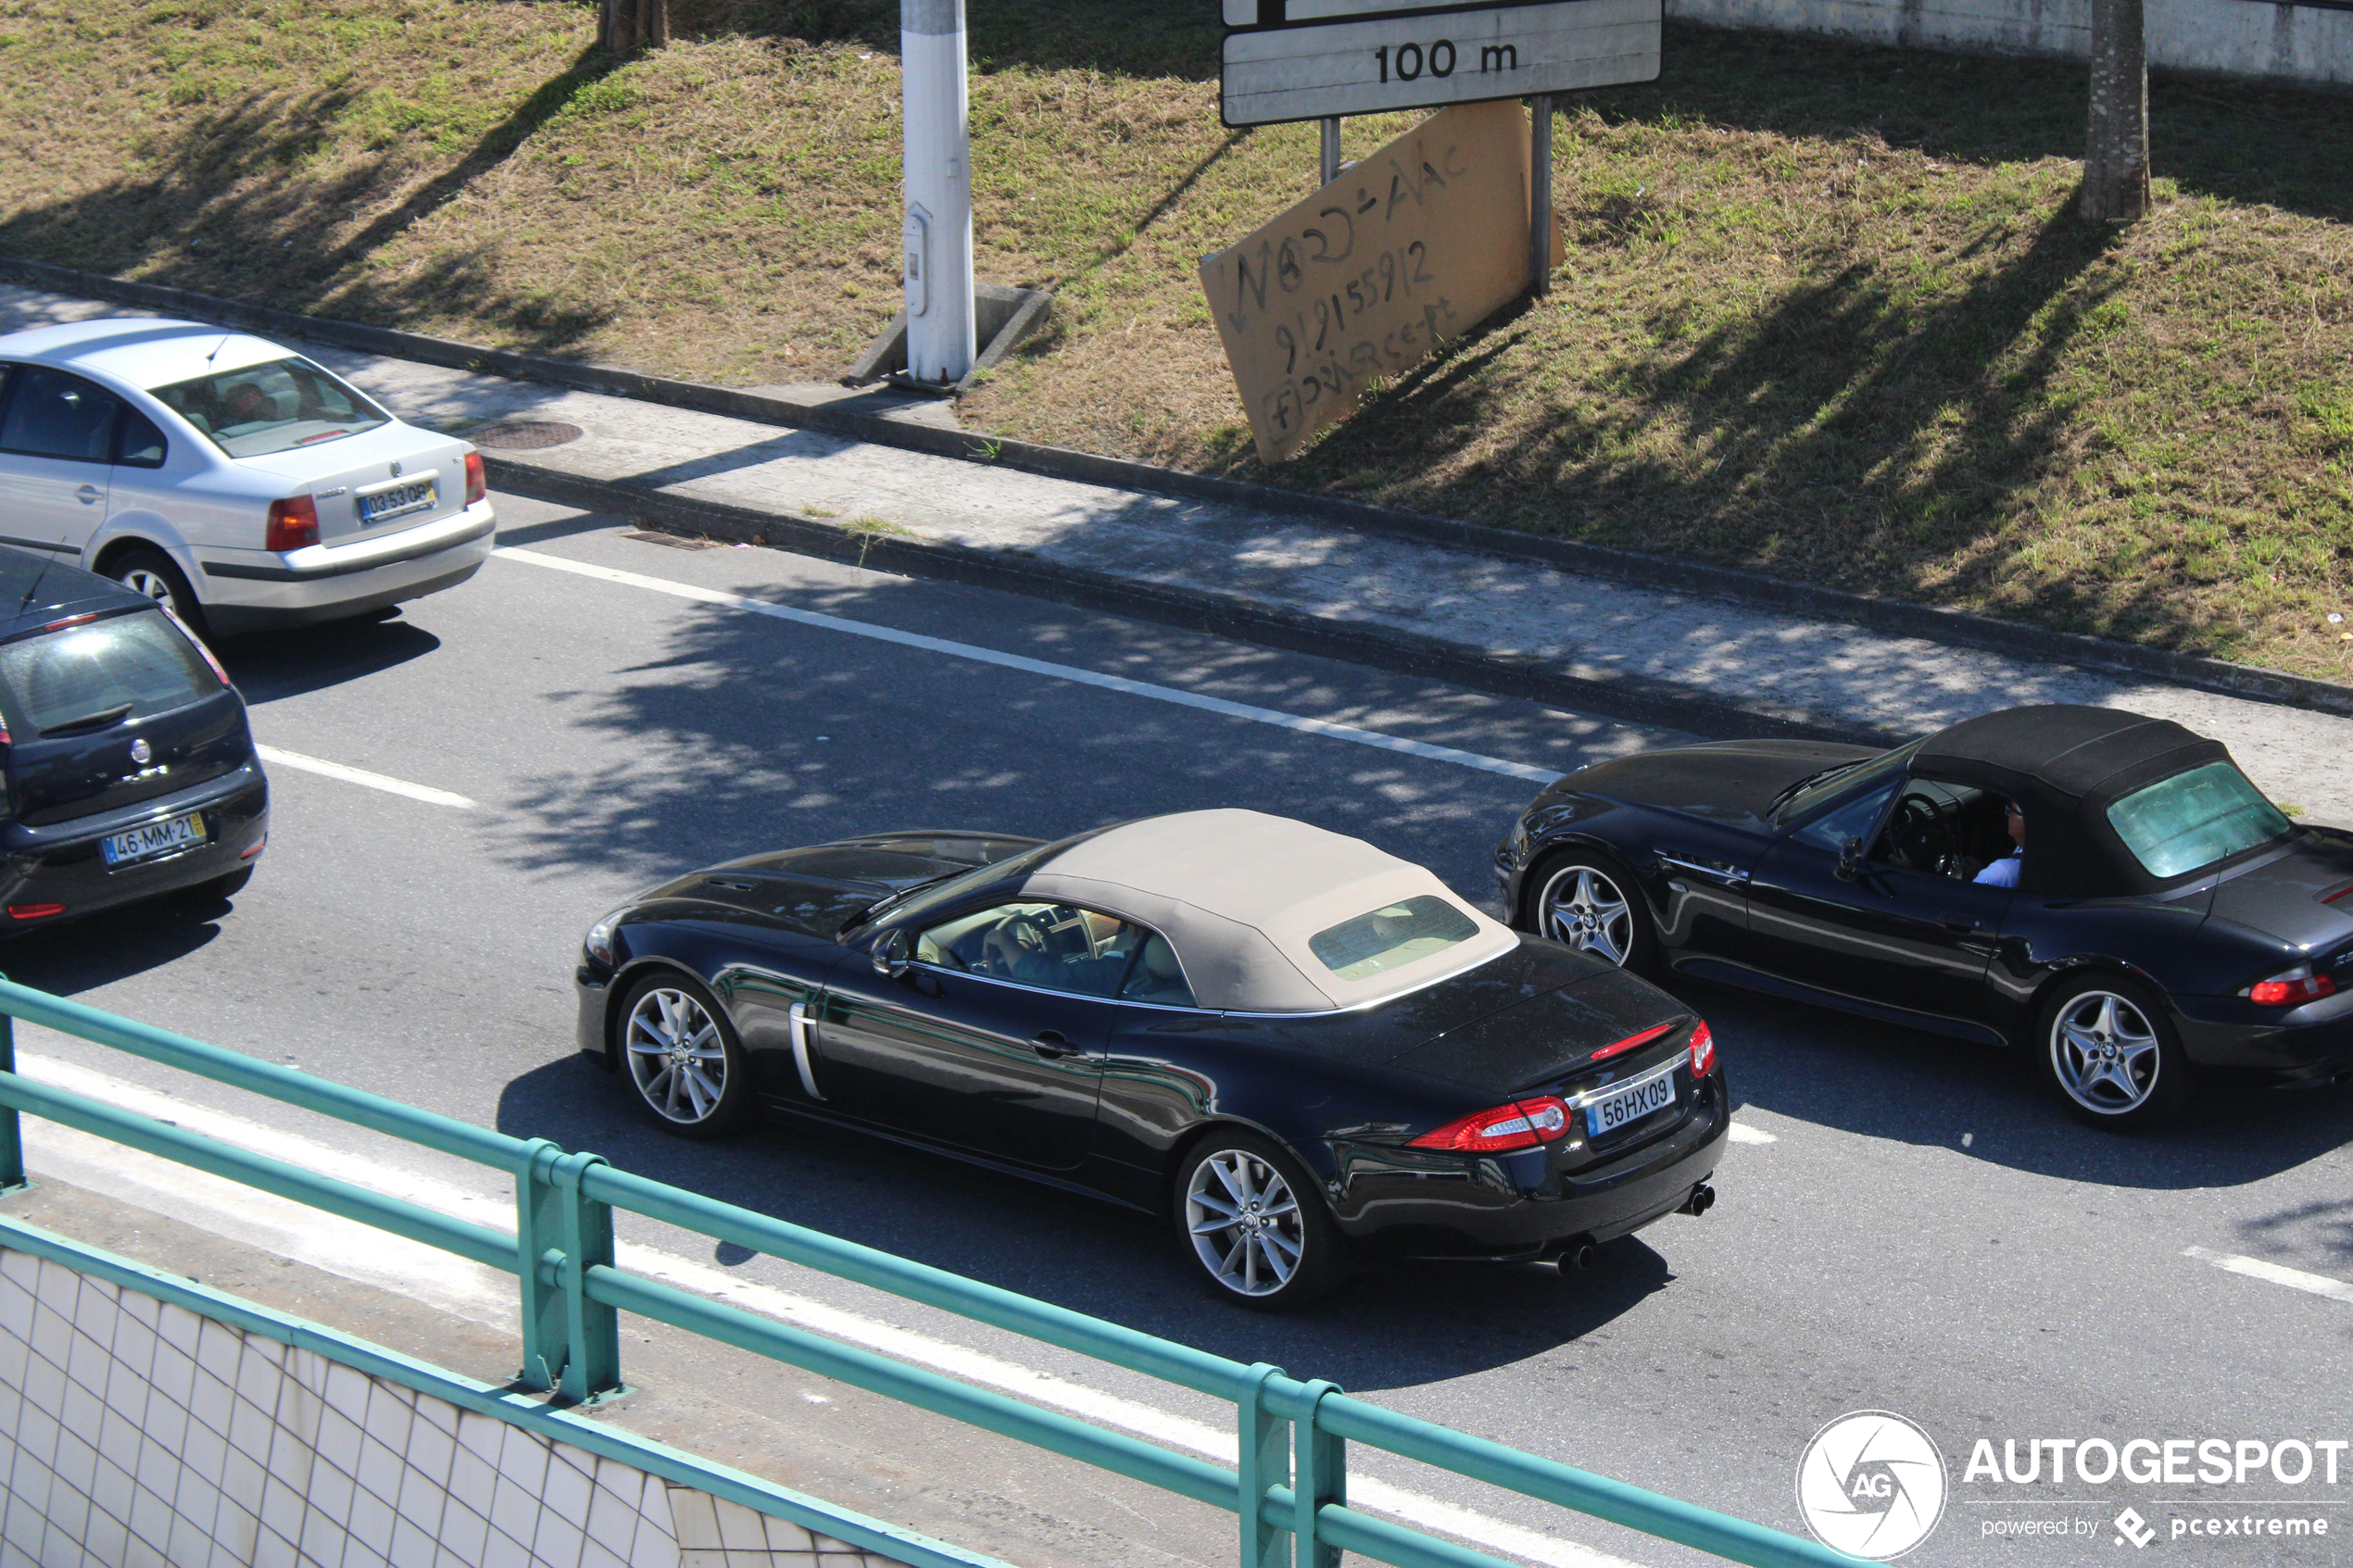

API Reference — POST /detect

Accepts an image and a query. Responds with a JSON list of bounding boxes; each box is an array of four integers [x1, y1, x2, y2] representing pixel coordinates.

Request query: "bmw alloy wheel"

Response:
[[1185, 1148, 1306, 1298], [1540, 864, 1634, 966], [2049, 990, 2161, 1114], [626, 985, 732, 1124]]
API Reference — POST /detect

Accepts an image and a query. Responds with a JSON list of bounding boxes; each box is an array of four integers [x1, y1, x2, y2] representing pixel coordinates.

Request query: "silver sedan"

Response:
[[0, 317, 495, 634]]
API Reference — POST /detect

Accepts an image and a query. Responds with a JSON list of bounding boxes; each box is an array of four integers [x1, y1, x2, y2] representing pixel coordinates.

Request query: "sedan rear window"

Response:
[[2106, 761, 2290, 878], [149, 358, 390, 458], [1309, 895, 1480, 981], [0, 612, 221, 738]]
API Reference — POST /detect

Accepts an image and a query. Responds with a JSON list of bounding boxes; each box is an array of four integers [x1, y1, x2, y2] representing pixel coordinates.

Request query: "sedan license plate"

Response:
[[359, 478, 435, 523], [1589, 1071, 1677, 1136], [101, 812, 207, 869]]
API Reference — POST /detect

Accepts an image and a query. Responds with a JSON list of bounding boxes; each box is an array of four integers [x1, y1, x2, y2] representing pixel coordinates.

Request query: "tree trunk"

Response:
[[599, 0, 668, 56], [2082, 0, 2150, 221]]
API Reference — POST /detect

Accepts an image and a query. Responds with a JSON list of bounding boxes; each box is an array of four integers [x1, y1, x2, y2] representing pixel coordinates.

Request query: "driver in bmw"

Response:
[[1974, 800, 2025, 887]]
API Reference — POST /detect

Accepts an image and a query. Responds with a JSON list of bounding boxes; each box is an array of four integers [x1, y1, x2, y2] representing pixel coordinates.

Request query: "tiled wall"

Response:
[[0, 1248, 910, 1568]]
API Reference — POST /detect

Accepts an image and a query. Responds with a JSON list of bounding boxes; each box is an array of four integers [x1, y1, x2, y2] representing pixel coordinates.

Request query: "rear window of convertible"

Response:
[[2106, 761, 2290, 878], [1308, 895, 1479, 981]]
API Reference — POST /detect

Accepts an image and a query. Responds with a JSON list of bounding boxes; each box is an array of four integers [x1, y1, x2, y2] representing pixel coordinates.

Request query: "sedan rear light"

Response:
[[1411, 1096, 1570, 1154], [1689, 1020, 1716, 1077], [2246, 963, 2337, 1007], [265, 495, 320, 553], [7, 904, 65, 921], [463, 451, 487, 506]]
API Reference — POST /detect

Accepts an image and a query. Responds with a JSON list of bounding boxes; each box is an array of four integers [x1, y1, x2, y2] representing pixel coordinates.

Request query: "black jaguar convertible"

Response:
[[579, 809, 1728, 1307], [1495, 705, 2353, 1127]]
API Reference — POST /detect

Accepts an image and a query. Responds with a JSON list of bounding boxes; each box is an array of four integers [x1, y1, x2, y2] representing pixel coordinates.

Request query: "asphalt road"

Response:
[[10, 493, 2352, 1568]]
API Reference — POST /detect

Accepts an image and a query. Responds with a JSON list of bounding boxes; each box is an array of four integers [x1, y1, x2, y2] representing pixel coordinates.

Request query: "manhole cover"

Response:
[[470, 420, 584, 450]]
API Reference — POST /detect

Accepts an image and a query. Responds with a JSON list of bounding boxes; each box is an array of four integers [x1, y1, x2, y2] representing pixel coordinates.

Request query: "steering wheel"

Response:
[[1889, 795, 1964, 878]]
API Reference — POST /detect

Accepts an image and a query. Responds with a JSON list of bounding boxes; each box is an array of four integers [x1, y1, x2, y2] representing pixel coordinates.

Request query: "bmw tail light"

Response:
[[1411, 1096, 1570, 1153], [1689, 1021, 1716, 1077], [265, 495, 320, 552], [2246, 963, 2336, 1006], [464, 451, 486, 506]]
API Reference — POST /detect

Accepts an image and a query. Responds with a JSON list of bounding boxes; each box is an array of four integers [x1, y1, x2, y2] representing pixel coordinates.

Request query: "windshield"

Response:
[[1307, 895, 1481, 982], [859, 840, 1063, 932], [0, 611, 221, 737], [149, 357, 391, 458], [2106, 761, 2291, 878], [1775, 740, 1922, 826]]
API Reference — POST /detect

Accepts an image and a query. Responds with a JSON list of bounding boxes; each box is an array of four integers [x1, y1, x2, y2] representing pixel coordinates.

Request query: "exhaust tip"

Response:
[[1556, 1239, 1600, 1275], [1681, 1182, 1717, 1217]]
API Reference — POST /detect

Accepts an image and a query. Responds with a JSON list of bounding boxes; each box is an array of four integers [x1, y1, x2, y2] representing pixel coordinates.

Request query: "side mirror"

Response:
[[1834, 837, 1865, 882], [872, 928, 912, 978]]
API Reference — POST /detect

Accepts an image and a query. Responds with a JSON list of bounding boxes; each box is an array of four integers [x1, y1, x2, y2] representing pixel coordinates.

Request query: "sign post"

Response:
[[1529, 94, 1553, 296], [901, 0, 975, 386]]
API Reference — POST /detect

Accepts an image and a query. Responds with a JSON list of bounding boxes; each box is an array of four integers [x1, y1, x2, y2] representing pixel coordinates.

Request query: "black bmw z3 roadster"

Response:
[[578, 809, 1729, 1307], [1495, 704, 2353, 1129]]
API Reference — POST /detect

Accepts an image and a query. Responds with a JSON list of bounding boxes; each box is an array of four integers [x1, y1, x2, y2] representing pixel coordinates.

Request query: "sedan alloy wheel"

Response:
[[623, 977, 748, 1136]]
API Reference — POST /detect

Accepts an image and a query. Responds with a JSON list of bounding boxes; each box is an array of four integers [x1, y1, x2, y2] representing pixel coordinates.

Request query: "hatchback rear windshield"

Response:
[[2106, 761, 2291, 878], [149, 357, 391, 458], [1308, 895, 1480, 981], [0, 612, 222, 739]]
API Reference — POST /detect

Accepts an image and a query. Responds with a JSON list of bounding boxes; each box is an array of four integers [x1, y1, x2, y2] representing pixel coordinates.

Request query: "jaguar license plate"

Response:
[[359, 477, 435, 523], [1589, 1070, 1677, 1136], [101, 811, 208, 869]]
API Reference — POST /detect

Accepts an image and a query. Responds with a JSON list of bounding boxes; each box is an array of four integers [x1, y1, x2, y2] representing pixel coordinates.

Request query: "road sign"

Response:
[[1221, 0, 1659, 128]]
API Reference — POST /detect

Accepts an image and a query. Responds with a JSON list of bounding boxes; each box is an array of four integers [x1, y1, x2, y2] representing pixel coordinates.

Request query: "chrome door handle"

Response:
[[1937, 912, 1982, 933], [75, 485, 102, 504], [787, 1000, 824, 1099]]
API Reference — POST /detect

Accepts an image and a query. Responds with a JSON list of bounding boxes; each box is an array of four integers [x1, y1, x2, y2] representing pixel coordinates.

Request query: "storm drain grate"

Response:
[[470, 420, 585, 449]]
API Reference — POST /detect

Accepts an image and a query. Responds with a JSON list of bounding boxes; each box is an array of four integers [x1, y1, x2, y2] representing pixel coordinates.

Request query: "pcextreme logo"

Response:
[[1796, 1411, 1950, 1560]]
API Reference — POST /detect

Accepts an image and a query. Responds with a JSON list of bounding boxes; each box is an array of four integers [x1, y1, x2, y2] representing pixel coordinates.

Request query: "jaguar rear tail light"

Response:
[[1689, 1020, 1717, 1077], [265, 495, 320, 553], [2246, 962, 2337, 1007], [463, 451, 486, 506], [1592, 1022, 1673, 1062], [1411, 1096, 1570, 1153]]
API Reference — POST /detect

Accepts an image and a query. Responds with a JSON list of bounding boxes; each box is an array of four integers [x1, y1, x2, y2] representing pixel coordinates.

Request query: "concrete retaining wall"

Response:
[[0, 1246, 904, 1568], [1666, 0, 2353, 87]]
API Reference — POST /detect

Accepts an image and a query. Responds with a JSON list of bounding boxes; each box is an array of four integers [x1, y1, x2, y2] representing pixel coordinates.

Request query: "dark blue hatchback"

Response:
[[0, 546, 267, 927]]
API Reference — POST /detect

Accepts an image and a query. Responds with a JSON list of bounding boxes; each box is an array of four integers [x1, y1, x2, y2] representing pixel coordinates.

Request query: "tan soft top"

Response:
[[1016, 809, 1516, 1012]]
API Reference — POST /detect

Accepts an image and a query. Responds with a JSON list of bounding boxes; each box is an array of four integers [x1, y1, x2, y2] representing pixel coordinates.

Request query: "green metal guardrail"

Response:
[[0, 976, 1852, 1568]]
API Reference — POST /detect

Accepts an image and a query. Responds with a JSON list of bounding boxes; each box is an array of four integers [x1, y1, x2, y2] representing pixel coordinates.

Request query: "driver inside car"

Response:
[[1973, 800, 2025, 887]]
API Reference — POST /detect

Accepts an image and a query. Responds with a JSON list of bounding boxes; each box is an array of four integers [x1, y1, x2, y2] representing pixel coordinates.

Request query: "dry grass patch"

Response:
[[3, 1, 2349, 675]]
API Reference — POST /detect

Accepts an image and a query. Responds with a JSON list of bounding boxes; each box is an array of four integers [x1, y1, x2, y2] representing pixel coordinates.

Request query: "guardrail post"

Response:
[[551, 1150, 623, 1402], [1291, 1379, 1343, 1568], [1238, 1363, 1290, 1568], [514, 1139, 568, 1392], [0, 1009, 27, 1195]]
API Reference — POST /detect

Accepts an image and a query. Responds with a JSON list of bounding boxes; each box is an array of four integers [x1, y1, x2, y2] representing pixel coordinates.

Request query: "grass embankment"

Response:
[[3, 0, 2349, 675]]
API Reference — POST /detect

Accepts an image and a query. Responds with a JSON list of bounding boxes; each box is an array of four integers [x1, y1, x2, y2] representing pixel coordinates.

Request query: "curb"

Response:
[[485, 456, 1903, 747], [10, 254, 2351, 723]]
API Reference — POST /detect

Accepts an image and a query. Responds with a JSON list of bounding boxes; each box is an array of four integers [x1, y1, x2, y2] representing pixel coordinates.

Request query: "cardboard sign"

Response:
[[1199, 100, 1565, 465]]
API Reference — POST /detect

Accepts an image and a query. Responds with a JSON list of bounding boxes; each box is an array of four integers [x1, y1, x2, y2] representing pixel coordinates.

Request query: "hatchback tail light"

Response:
[[1411, 1096, 1571, 1154], [1689, 1020, 1716, 1077], [464, 451, 486, 506], [265, 495, 320, 553], [2246, 963, 2337, 1007]]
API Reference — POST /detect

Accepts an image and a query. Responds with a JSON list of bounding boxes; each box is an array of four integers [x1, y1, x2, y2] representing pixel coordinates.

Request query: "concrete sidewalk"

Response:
[[7, 281, 2348, 824]]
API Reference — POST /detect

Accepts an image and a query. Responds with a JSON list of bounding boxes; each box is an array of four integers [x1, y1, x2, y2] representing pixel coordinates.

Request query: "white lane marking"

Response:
[[1726, 1123, 1777, 1145], [2183, 1246, 2353, 1306], [256, 745, 476, 809], [15, 1053, 1650, 1568], [494, 546, 1564, 785]]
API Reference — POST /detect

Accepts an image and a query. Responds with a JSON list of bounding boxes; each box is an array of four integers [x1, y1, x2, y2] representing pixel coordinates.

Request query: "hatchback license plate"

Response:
[[359, 478, 435, 523], [101, 812, 207, 869], [1589, 1071, 1677, 1136]]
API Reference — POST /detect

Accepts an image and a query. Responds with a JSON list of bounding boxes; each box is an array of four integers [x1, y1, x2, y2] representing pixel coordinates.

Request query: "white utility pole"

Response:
[[900, 0, 975, 384]]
